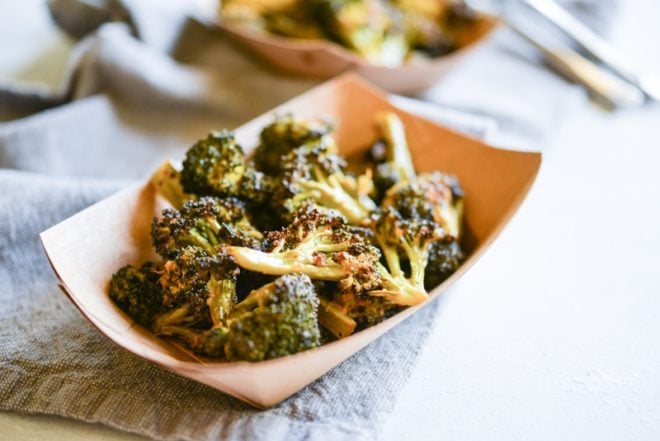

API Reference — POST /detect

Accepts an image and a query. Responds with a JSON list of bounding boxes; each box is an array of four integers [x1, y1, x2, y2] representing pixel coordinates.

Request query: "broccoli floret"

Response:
[[227, 204, 380, 281], [109, 262, 164, 327], [239, 164, 279, 206], [152, 289, 212, 332], [366, 170, 465, 305], [151, 196, 262, 260], [383, 171, 463, 239], [315, 256, 399, 337], [334, 291, 401, 329], [425, 239, 464, 290], [308, 0, 408, 66], [180, 131, 246, 197], [372, 161, 404, 202], [159, 246, 239, 327], [275, 142, 377, 225], [368, 207, 442, 306], [225, 273, 321, 361], [254, 114, 335, 175]]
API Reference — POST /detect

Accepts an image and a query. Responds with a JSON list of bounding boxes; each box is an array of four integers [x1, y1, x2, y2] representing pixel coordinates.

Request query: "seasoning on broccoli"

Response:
[[109, 262, 164, 328], [275, 142, 377, 225], [159, 246, 239, 328], [309, 0, 408, 66], [227, 204, 380, 281], [254, 114, 335, 175], [151, 196, 262, 260], [383, 171, 464, 239], [180, 131, 246, 197], [367, 206, 443, 306], [225, 273, 322, 361], [109, 112, 466, 361], [425, 239, 464, 290]]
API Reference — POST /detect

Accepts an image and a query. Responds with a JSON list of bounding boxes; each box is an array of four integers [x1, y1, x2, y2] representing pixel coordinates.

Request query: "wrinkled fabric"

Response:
[[0, 0, 615, 440]]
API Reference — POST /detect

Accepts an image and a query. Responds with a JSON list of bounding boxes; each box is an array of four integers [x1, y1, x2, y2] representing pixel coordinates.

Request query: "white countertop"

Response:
[[2, 0, 659, 440]]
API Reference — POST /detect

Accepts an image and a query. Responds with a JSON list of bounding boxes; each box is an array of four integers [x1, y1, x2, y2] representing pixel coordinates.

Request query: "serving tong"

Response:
[[465, 0, 659, 108]]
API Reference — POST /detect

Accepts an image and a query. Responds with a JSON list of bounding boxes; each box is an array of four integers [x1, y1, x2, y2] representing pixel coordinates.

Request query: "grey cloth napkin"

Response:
[[0, 0, 615, 440]]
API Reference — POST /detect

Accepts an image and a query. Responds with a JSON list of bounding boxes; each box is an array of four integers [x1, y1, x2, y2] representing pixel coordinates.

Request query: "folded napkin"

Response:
[[0, 1, 616, 440]]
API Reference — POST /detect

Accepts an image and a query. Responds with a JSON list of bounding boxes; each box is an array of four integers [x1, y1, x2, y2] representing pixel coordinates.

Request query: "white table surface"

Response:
[[2, 0, 660, 440]]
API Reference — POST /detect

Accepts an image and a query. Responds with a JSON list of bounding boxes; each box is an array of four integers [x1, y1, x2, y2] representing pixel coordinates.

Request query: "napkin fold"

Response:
[[0, 0, 616, 440]]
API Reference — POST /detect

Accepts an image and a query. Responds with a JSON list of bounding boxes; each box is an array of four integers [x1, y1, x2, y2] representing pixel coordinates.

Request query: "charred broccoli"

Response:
[[425, 238, 464, 290], [180, 131, 246, 197], [309, 0, 408, 66], [225, 273, 321, 361], [109, 111, 466, 362], [254, 114, 335, 175], [109, 259, 232, 357], [335, 291, 401, 329], [109, 262, 164, 327], [159, 246, 239, 327], [275, 142, 377, 225], [227, 204, 380, 281], [368, 206, 443, 306], [151, 196, 262, 260], [383, 171, 463, 239]]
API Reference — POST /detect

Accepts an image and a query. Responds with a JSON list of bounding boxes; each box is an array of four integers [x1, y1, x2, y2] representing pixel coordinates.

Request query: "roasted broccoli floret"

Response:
[[275, 142, 377, 225], [254, 114, 335, 175], [309, 0, 408, 66], [159, 246, 239, 327], [151, 196, 262, 260], [151, 289, 212, 333], [318, 285, 400, 337], [383, 171, 463, 239], [225, 273, 321, 361], [335, 291, 401, 329], [365, 167, 464, 305], [109, 262, 164, 327], [152, 309, 230, 357], [180, 131, 247, 197], [227, 204, 380, 281], [368, 206, 442, 306], [239, 164, 279, 206], [425, 238, 464, 290]]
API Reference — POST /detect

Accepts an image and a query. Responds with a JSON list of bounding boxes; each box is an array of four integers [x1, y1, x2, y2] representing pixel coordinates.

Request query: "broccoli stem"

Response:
[[227, 246, 349, 281], [376, 112, 416, 183], [152, 305, 198, 331], [318, 298, 357, 339], [369, 262, 428, 306], [298, 170, 375, 224], [233, 281, 273, 313], [437, 198, 463, 240], [155, 325, 206, 349], [150, 160, 191, 209], [400, 240, 428, 288], [207, 278, 237, 327]]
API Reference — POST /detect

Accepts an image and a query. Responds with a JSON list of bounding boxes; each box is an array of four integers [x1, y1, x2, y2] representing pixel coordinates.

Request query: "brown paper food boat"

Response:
[[40, 73, 540, 408], [219, 14, 498, 94]]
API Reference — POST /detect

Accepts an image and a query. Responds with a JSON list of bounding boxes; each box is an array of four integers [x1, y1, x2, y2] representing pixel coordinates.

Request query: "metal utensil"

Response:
[[508, 23, 644, 108], [521, 0, 660, 102], [463, 0, 645, 108]]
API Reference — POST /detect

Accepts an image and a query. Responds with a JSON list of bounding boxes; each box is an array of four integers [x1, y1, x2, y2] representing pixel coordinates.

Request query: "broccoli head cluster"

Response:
[[110, 112, 465, 361]]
